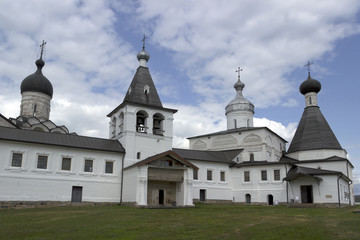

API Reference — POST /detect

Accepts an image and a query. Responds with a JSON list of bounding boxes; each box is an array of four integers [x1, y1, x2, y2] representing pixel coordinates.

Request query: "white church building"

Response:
[[0, 42, 355, 207]]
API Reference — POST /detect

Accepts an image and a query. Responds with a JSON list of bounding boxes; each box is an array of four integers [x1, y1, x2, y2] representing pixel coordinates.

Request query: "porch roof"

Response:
[[283, 165, 350, 182], [124, 150, 199, 170], [173, 148, 242, 164]]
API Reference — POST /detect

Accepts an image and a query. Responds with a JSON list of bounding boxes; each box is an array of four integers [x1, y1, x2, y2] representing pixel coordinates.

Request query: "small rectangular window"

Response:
[[37, 155, 48, 169], [244, 171, 250, 182], [220, 171, 226, 182], [207, 170, 212, 181], [105, 161, 113, 174], [84, 159, 93, 172], [11, 153, 23, 167], [193, 169, 198, 180], [61, 157, 71, 171], [261, 170, 267, 181], [274, 169, 280, 181]]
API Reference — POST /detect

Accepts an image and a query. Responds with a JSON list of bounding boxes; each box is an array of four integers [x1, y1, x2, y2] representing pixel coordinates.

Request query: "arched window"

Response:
[[153, 113, 165, 135], [111, 117, 116, 137], [119, 112, 124, 133], [245, 194, 251, 204], [136, 110, 148, 133], [144, 85, 150, 95], [249, 153, 254, 162]]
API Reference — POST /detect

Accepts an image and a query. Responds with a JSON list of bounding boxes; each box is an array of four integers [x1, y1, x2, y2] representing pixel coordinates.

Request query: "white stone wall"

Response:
[[189, 128, 286, 163], [286, 149, 347, 160], [20, 92, 51, 119], [122, 167, 138, 203], [296, 161, 351, 178], [0, 140, 123, 202], [226, 111, 254, 129], [189, 160, 233, 201], [287, 175, 350, 204], [231, 165, 288, 203]]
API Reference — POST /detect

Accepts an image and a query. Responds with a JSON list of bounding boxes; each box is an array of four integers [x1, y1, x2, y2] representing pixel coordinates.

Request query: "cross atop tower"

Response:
[[236, 67, 243, 81], [304, 60, 313, 76], [39, 40, 47, 60], [141, 35, 147, 50]]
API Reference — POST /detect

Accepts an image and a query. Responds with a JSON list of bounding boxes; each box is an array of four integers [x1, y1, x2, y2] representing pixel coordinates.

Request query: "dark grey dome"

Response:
[[299, 74, 321, 95], [20, 59, 53, 97], [137, 49, 150, 62]]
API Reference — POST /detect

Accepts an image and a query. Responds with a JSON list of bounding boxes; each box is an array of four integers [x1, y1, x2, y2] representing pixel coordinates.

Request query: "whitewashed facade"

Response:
[[0, 44, 354, 207]]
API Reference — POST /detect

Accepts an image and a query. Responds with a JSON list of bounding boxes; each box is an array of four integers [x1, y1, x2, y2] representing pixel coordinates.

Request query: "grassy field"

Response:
[[0, 204, 359, 240]]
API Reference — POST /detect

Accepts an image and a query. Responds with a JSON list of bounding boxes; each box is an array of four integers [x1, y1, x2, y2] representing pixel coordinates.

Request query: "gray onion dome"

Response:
[[299, 74, 321, 95], [137, 49, 150, 62], [20, 58, 53, 97]]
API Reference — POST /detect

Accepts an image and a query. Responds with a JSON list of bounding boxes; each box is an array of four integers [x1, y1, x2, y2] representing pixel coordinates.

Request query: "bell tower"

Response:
[[107, 36, 177, 167]]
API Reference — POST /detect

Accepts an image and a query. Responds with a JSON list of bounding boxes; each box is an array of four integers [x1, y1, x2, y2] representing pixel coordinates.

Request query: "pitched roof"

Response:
[[287, 106, 342, 153], [187, 127, 287, 142], [233, 160, 290, 168], [124, 150, 198, 170], [0, 114, 19, 128], [173, 148, 242, 164], [283, 165, 350, 182], [124, 66, 163, 108], [0, 126, 125, 153], [107, 66, 177, 117]]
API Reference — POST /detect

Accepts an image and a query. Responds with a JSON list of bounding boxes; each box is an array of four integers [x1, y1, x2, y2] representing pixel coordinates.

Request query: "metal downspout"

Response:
[[337, 173, 342, 207], [120, 153, 125, 205], [285, 165, 288, 203], [348, 180, 352, 205]]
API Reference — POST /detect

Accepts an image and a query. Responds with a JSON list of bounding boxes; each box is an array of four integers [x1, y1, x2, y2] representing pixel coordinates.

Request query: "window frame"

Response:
[[193, 169, 198, 180], [37, 155, 48, 169], [11, 152, 23, 168], [261, 170, 268, 181], [105, 161, 114, 174], [61, 157, 72, 171], [84, 159, 94, 173], [244, 171, 250, 182], [220, 171, 226, 182], [207, 170, 213, 181], [274, 169, 280, 181]]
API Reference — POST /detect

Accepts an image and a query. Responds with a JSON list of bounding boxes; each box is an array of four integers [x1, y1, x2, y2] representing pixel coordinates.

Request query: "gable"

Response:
[[124, 150, 199, 170]]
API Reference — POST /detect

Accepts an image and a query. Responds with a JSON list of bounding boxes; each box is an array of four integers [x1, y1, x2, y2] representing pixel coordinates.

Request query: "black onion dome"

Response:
[[299, 74, 321, 95], [20, 59, 53, 97]]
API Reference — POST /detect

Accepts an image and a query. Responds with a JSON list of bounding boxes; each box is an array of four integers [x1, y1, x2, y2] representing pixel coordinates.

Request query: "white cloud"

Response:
[[254, 118, 297, 142], [0, 0, 359, 165], [134, 0, 360, 108]]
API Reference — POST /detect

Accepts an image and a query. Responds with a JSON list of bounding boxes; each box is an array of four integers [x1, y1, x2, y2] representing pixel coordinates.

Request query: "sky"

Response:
[[0, 0, 359, 191]]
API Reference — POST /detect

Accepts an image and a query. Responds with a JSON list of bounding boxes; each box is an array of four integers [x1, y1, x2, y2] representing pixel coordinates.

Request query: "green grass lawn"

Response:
[[0, 204, 359, 240]]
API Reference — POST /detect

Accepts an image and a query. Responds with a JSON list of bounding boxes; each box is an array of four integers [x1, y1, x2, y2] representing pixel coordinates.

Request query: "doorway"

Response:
[[245, 194, 251, 204], [301, 185, 313, 203], [268, 194, 274, 205], [159, 189, 164, 205], [71, 186, 82, 203], [200, 189, 206, 202]]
